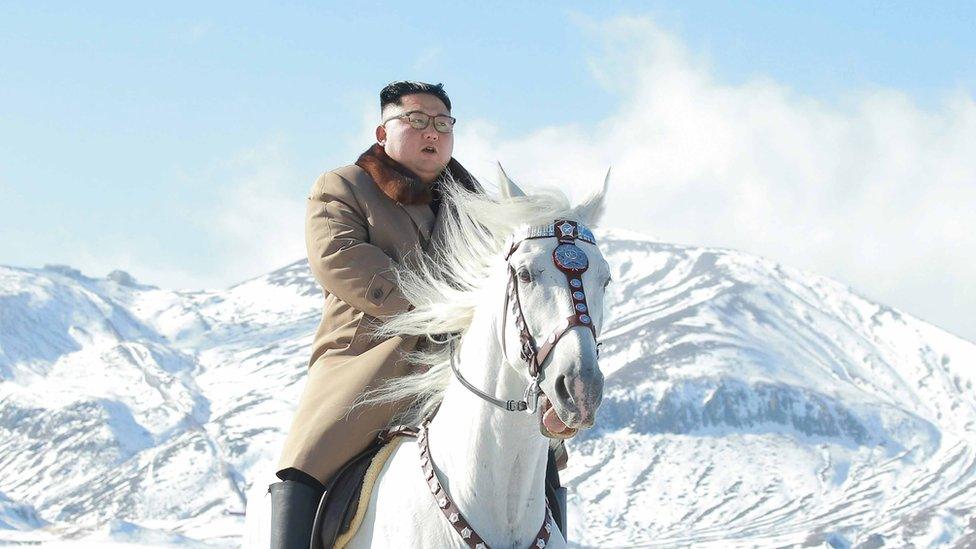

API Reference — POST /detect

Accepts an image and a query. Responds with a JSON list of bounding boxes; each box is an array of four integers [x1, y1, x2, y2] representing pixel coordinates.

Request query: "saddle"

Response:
[[310, 427, 567, 549], [310, 426, 418, 549]]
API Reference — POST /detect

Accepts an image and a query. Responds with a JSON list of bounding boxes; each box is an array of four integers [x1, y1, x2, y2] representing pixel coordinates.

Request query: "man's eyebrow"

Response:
[[404, 109, 451, 116]]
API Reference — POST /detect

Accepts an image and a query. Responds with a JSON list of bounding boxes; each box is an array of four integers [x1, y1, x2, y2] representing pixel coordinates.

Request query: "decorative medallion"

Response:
[[553, 244, 588, 272], [557, 221, 575, 238]]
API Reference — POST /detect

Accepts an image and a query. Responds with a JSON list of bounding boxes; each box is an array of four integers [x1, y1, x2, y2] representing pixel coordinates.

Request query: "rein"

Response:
[[449, 219, 601, 414]]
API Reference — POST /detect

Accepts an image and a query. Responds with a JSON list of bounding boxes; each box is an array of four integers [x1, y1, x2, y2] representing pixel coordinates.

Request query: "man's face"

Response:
[[376, 93, 454, 183]]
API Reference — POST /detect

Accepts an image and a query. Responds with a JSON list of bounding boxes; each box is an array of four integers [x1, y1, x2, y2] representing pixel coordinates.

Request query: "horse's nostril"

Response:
[[555, 374, 571, 404]]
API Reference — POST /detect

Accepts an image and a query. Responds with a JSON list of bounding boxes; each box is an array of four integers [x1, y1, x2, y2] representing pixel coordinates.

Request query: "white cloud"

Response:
[[153, 16, 973, 342], [204, 139, 308, 286], [454, 16, 976, 342], [44, 139, 310, 292]]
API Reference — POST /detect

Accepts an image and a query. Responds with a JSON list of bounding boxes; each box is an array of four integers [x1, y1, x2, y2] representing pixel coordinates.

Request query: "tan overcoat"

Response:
[[277, 145, 479, 485]]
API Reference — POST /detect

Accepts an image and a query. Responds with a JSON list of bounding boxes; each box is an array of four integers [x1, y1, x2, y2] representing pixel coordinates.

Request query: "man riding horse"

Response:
[[268, 81, 567, 548]]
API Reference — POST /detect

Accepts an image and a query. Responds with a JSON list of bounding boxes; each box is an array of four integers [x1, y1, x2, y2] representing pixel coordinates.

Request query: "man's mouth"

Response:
[[539, 393, 578, 439], [421, 146, 437, 154]]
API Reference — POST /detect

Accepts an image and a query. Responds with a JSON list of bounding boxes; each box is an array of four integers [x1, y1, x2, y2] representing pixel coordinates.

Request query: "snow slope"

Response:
[[0, 232, 973, 547]]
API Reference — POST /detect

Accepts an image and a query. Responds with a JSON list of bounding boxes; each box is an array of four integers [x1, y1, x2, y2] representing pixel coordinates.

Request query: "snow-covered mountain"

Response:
[[1, 231, 974, 547]]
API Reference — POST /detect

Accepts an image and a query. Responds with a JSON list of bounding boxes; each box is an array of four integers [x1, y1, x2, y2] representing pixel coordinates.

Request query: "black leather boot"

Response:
[[269, 475, 325, 549]]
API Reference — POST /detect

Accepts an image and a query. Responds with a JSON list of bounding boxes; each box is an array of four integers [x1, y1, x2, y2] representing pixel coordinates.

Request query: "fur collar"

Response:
[[355, 143, 480, 205]]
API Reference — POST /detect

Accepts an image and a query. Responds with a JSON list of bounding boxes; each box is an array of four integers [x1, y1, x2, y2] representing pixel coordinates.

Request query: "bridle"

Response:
[[428, 219, 599, 547], [448, 219, 601, 414]]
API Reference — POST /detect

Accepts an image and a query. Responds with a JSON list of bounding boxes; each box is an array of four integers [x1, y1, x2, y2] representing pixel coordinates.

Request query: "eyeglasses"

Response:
[[381, 110, 456, 133]]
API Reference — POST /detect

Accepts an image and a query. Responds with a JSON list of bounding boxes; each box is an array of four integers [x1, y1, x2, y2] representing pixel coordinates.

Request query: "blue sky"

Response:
[[2, 2, 975, 341]]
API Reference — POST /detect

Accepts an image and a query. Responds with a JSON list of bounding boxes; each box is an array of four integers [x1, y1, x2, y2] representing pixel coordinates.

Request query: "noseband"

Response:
[[449, 219, 601, 413]]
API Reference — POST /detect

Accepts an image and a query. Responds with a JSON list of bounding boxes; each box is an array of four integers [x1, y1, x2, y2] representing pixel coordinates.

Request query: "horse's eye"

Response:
[[603, 275, 612, 288], [517, 268, 533, 283]]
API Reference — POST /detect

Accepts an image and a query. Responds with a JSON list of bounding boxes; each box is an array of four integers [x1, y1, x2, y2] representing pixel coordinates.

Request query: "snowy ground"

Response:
[[1, 230, 974, 547]]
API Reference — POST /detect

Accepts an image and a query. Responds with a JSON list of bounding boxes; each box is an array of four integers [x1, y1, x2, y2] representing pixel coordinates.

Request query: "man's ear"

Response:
[[375, 125, 387, 145]]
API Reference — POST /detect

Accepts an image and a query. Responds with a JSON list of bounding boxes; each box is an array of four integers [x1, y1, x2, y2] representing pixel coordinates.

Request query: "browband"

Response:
[[504, 220, 597, 260]]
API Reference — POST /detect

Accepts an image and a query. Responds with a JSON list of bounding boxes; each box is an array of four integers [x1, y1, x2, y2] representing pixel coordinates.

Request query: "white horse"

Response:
[[342, 168, 610, 548], [245, 168, 610, 548]]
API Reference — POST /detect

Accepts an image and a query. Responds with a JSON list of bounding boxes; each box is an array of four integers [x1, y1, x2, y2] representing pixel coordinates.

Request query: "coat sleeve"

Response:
[[305, 170, 412, 318]]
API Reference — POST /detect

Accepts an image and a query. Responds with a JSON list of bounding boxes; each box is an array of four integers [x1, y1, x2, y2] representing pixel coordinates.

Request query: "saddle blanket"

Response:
[[332, 435, 405, 548]]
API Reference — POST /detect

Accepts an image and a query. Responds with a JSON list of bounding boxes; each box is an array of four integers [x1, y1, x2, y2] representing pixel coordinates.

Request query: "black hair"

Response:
[[380, 81, 452, 112]]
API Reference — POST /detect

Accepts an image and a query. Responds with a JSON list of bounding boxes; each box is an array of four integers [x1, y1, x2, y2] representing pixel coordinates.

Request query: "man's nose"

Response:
[[421, 126, 438, 140]]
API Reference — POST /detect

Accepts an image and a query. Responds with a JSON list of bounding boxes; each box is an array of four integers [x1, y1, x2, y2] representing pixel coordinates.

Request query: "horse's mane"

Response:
[[357, 172, 604, 426]]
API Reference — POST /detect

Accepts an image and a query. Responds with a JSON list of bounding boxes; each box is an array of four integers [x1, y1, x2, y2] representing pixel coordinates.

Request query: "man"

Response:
[[268, 81, 563, 548]]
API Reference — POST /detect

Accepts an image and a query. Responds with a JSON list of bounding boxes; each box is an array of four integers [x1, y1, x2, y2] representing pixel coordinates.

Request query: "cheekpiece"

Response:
[[503, 218, 601, 380]]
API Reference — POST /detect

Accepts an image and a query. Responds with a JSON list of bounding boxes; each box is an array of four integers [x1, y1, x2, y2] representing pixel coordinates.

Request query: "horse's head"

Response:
[[497, 166, 610, 439]]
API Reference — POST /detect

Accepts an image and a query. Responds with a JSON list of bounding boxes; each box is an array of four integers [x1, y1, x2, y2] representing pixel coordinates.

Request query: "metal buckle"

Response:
[[522, 378, 542, 414], [506, 400, 528, 412]]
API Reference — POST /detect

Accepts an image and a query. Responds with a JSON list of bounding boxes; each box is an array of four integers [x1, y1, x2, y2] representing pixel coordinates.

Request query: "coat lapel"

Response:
[[397, 203, 435, 245], [426, 206, 448, 252], [354, 143, 483, 250], [356, 144, 433, 205]]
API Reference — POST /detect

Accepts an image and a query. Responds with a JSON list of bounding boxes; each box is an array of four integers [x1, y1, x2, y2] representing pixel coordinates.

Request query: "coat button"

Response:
[[372, 288, 384, 299]]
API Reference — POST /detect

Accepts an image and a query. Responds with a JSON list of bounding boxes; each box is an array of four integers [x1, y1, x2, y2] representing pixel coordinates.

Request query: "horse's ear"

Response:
[[497, 162, 526, 199], [575, 167, 611, 226]]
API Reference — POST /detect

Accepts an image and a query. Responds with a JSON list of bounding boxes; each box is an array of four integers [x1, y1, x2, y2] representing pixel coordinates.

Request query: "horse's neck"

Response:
[[427, 306, 550, 544]]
